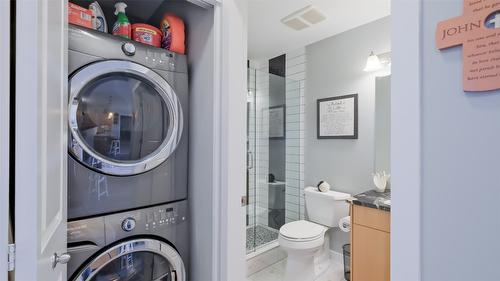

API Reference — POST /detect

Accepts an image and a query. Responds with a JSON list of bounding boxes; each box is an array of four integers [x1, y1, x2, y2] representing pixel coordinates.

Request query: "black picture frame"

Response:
[[317, 94, 358, 139], [269, 105, 286, 139]]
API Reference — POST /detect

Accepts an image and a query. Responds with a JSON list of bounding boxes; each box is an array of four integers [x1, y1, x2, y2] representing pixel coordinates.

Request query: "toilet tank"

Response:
[[304, 186, 351, 227]]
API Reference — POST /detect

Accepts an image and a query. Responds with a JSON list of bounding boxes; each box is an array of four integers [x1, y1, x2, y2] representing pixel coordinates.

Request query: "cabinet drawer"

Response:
[[352, 204, 390, 232]]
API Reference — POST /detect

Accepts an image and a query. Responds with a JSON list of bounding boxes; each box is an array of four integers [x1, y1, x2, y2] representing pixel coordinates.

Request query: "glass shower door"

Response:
[[246, 67, 302, 255], [246, 67, 257, 254]]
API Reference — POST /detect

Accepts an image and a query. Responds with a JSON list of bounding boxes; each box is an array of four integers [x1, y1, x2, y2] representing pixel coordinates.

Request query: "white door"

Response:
[[14, 0, 68, 280], [0, 0, 11, 280], [216, 0, 248, 280]]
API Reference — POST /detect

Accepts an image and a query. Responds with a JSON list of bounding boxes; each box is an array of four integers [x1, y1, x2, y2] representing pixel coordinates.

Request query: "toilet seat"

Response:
[[279, 220, 327, 242]]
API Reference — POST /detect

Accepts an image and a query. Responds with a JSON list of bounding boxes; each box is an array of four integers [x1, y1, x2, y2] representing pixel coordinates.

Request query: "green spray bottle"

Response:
[[112, 2, 131, 39]]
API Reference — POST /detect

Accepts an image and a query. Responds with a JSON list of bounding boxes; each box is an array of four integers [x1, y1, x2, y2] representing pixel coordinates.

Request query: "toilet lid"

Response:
[[279, 220, 326, 241]]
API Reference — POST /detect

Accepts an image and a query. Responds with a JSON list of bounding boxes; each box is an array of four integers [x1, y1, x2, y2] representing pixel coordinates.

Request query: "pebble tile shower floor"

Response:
[[246, 225, 279, 252]]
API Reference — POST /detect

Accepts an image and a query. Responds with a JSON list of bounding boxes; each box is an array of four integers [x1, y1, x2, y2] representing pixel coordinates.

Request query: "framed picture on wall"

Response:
[[269, 105, 285, 139], [317, 94, 358, 139]]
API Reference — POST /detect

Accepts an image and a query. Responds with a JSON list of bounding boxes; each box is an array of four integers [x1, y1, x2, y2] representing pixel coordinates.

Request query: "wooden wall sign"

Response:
[[436, 0, 500, 92]]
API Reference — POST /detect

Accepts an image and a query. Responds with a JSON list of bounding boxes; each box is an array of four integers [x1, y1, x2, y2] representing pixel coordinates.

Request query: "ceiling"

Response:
[[248, 0, 391, 60]]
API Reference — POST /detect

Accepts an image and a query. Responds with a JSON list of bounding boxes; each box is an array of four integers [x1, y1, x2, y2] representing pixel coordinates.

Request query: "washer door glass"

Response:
[[89, 251, 173, 281], [73, 239, 186, 281], [69, 60, 183, 175]]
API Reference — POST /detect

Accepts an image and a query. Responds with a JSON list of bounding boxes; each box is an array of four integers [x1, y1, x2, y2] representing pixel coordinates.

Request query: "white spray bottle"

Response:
[[89, 1, 107, 33]]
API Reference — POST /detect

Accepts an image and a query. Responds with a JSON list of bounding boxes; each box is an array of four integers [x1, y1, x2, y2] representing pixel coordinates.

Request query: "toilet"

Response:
[[279, 186, 350, 281]]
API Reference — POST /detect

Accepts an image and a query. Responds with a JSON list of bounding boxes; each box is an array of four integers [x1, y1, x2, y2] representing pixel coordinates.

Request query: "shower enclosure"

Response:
[[246, 67, 303, 255]]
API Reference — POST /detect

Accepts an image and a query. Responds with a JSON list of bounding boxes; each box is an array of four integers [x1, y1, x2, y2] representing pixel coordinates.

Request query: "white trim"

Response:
[[245, 241, 280, 260], [212, 1, 222, 281], [14, 0, 40, 279], [391, 0, 422, 280], [329, 250, 344, 266], [216, 0, 248, 280], [0, 0, 10, 279]]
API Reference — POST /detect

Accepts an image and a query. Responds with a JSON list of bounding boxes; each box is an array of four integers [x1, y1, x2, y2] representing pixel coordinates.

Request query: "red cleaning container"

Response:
[[160, 14, 185, 54], [68, 3, 93, 29], [132, 24, 162, 47]]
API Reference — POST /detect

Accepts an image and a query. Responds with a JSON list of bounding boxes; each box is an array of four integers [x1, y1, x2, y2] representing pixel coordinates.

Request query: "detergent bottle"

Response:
[[112, 2, 131, 39]]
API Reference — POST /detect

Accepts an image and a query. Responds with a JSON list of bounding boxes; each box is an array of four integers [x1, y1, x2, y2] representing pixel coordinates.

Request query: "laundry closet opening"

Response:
[[66, 1, 216, 280]]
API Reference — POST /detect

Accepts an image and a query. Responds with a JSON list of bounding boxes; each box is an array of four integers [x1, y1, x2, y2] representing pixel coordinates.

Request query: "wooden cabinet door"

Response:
[[352, 224, 390, 281]]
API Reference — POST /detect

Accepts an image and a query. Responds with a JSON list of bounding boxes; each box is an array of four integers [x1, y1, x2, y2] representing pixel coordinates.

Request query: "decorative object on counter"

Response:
[[372, 170, 390, 192], [338, 216, 350, 232], [317, 94, 358, 139], [317, 181, 331, 192], [132, 24, 161, 47], [89, 1, 107, 33], [161, 14, 186, 54], [268, 173, 275, 183], [68, 3, 93, 29], [436, 0, 500, 92], [113, 2, 131, 39]]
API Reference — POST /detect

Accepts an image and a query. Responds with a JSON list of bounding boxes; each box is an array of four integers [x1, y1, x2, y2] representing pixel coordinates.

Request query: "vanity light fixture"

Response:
[[363, 51, 382, 72], [363, 51, 391, 72]]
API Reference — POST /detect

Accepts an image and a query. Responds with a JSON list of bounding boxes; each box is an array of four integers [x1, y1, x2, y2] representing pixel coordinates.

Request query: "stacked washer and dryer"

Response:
[[66, 24, 189, 281]]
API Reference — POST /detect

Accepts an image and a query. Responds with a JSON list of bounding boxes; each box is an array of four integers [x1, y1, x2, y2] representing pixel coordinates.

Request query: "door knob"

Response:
[[51, 253, 71, 269]]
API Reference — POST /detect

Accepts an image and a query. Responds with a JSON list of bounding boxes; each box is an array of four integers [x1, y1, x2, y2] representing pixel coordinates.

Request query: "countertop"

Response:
[[350, 189, 391, 212]]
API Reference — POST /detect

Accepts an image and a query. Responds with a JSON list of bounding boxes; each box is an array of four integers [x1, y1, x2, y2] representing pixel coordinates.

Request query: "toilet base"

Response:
[[281, 231, 332, 281], [284, 250, 317, 281]]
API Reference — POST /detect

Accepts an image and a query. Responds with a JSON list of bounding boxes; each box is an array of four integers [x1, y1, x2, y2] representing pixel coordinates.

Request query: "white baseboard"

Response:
[[330, 250, 344, 266]]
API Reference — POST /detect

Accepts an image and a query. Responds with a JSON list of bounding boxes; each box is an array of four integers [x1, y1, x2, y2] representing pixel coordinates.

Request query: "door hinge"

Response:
[[7, 243, 15, 271]]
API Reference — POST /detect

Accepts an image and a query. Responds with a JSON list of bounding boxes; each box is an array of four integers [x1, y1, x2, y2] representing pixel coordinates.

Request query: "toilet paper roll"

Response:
[[338, 216, 351, 232]]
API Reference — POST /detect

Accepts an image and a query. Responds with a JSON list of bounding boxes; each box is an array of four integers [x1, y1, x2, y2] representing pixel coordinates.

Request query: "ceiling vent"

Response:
[[281, 5, 326, 31]]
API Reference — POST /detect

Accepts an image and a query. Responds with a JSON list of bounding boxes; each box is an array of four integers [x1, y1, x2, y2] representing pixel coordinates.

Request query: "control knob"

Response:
[[122, 42, 136, 56], [122, 217, 136, 232]]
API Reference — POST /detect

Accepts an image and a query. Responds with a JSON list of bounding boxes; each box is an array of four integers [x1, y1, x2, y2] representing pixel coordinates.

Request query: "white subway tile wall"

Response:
[[285, 48, 306, 222]]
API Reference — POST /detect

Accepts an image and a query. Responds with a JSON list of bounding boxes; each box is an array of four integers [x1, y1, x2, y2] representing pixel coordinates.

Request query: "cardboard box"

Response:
[[68, 3, 92, 29]]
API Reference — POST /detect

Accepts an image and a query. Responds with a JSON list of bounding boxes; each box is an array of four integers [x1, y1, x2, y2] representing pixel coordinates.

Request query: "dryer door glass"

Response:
[[69, 60, 183, 176], [76, 73, 169, 162]]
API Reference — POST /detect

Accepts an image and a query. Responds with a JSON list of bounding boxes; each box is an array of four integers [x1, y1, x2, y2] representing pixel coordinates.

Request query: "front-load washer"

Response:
[[67, 200, 189, 281], [67, 24, 189, 219]]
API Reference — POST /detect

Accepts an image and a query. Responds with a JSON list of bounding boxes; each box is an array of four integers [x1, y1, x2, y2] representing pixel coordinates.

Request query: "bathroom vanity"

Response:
[[350, 189, 391, 281]]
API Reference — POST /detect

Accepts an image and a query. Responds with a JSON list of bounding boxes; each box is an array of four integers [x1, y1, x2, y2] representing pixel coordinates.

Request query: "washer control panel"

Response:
[[144, 206, 183, 231], [145, 49, 176, 69], [105, 200, 188, 237]]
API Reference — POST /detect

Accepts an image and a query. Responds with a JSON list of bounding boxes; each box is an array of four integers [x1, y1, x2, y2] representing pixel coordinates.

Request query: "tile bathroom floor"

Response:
[[247, 258, 346, 281]]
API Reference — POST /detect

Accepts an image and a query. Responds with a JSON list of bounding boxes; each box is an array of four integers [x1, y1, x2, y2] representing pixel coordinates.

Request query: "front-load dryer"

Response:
[[67, 200, 189, 281], [67, 24, 189, 219]]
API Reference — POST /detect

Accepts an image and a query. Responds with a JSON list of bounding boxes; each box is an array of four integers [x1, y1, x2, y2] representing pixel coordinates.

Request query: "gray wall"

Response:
[[161, 2, 215, 280], [374, 76, 391, 173], [421, 0, 500, 280], [304, 17, 391, 252]]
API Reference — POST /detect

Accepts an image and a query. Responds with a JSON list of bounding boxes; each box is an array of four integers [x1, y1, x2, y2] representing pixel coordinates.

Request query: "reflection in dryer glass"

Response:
[[89, 251, 173, 281], [77, 73, 170, 162]]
